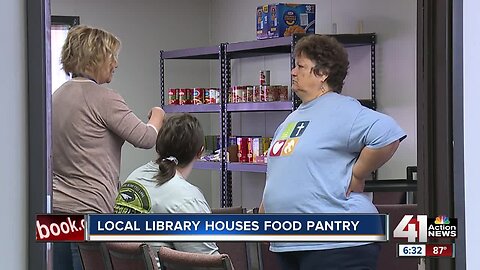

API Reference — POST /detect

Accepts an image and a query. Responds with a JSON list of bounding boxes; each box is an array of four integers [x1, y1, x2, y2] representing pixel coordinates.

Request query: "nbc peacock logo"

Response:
[[434, 216, 450, 225], [427, 216, 457, 238]]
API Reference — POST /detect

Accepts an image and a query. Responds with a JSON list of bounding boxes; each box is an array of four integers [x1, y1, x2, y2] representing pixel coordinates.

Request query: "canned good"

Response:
[[178, 89, 187, 105], [246, 86, 254, 102], [233, 86, 246, 103], [193, 88, 204, 104], [264, 85, 275, 102], [260, 70, 270, 86], [208, 88, 220, 104], [277, 85, 289, 101], [253, 85, 262, 102], [168, 88, 178, 105], [204, 89, 210, 104], [185, 88, 194, 104], [228, 87, 233, 103]]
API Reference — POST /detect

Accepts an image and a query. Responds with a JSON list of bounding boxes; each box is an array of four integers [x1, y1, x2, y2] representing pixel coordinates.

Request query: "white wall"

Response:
[[50, 0, 217, 204], [463, 0, 480, 268], [0, 0, 27, 268], [210, 0, 417, 208]]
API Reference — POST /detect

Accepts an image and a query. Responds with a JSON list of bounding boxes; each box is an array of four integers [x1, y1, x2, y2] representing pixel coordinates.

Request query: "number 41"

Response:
[[393, 215, 428, 243]]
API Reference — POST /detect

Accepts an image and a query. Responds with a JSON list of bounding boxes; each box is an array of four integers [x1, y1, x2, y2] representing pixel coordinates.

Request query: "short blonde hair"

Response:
[[61, 25, 121, 76]]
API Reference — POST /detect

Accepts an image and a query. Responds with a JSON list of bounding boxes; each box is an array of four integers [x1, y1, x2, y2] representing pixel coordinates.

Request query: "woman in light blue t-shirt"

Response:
[[260, 34, 406, 270]]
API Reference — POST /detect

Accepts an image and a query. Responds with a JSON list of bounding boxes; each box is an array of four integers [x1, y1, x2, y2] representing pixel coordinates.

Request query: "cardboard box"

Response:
[[256, 3, 316, 40]]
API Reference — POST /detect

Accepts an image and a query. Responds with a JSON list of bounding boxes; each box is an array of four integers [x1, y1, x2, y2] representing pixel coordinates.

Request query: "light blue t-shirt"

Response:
[[262, 92, 406, 252]]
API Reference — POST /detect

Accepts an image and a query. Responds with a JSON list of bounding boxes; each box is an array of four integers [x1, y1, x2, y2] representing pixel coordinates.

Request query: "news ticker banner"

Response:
[[36, 214, 387, 242]]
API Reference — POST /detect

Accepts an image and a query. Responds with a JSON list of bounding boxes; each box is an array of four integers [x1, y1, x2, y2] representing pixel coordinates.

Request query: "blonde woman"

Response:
[[52, 25, 164, 269]]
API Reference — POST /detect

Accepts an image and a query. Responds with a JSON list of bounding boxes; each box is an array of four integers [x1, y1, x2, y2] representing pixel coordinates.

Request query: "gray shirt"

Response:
[[52, 79, 157, 214], [115, 161, 219, 255]]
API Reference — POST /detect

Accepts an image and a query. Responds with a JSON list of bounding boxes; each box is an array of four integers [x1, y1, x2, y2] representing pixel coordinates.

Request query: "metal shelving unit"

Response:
[[160, 33, 378, 207], [160, 45, 224, 179]]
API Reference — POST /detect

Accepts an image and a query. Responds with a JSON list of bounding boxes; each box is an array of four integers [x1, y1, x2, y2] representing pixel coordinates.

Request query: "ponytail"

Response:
[[155, 156, 178, 186]]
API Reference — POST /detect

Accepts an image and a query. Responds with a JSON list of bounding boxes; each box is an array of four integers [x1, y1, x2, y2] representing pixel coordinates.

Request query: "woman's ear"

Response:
[[318, 72, 329, 83], [196, 145, 205, 158]]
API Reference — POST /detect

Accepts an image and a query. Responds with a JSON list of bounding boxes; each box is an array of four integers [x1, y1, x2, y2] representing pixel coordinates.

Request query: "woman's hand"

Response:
[[147, 107, 165, 131], [346, 174, 365, 197], [346, 141, 401, 197]]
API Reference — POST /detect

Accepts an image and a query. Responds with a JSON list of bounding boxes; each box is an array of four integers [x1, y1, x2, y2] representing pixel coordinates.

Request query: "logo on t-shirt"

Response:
[[114, 180, 151, 214], [281, 138, 298, 156], [279, 122, 297, 139], [270, 140, 286, 156], [290, 121, 309, 137], [269, 121, 309, 157]]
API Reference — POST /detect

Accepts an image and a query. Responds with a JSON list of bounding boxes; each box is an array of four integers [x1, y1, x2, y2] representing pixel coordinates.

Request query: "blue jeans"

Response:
[[53, 242, 83, 270]]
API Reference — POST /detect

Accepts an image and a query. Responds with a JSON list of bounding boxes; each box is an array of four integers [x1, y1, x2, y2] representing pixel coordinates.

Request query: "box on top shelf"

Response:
[[256, 3, 316, 40]]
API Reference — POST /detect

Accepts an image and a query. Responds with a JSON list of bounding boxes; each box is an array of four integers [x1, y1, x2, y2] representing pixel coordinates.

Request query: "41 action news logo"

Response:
[[393, 215, 457, 242]]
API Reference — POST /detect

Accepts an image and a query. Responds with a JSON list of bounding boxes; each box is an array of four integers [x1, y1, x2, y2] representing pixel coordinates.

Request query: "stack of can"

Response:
[[168, 88, 221, 105], [228, 85, 288, 103]]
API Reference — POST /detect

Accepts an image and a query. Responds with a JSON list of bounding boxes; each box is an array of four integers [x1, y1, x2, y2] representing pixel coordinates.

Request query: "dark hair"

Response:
[[155, 114, 204, 185], [294, 35, 349, 93]]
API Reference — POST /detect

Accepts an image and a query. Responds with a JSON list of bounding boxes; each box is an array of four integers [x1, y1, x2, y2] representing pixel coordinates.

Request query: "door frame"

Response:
[[417, 0, 464, 269]]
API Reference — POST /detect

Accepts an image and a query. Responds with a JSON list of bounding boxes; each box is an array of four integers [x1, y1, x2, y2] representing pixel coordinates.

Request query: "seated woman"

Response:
[[114, 113, 219, 256]]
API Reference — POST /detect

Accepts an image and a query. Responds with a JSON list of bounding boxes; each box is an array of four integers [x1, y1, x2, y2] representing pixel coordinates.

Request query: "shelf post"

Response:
[[291, 34, 302, 110], [159, 50, 165, 107], [220, 42, 233, 207]]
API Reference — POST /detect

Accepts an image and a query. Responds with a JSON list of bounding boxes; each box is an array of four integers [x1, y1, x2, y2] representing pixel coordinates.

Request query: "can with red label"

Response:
[[204, 89, 210, 104], [187, 88, 195, 104], [168, 88, 178, 105], [234, 86, 246, 103], [260, 70, 270, 86], [178, 89, 187, 105], [193, 88, 204, 104]]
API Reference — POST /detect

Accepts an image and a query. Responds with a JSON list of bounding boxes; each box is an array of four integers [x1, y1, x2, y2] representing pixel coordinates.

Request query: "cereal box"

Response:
[[256, 3, 316, 40]]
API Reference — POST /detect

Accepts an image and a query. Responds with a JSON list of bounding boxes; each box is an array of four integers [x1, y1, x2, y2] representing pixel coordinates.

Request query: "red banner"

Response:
[[36, 214, 85, 242]]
